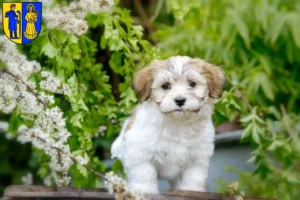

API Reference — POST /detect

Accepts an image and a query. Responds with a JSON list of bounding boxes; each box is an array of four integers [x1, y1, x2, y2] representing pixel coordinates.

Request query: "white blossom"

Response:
[[40, 71, 72, 95], [17, 125, 29, 144], [21, 173, 33, 185], [104, 172, 146, 200], [19, 91, 43, 115], [0, 36, 40, 80], [53, 171, 71, 186], [16, 107, 91, 186], [5, 133, 14, 140], [235, 196, 244, 200], [93, 125, 107, 137], [0, 37, 42, 115], [40, 71, 62, 93], [39, 92, 55, 105], [0, 36, 79, 186], [70, 0, 114, 16], [98, 125, 107, 133], [43, 0, 114, 35], [0, 73, 20, 113], [62, 84, 72, 96], [0, 121, 9, 133], [38, 0, 54, 8], [43, 175, 52, 186], [75, 153, 89, 165]]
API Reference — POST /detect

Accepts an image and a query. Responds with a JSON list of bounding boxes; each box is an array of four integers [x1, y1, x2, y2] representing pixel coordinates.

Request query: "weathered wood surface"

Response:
[[3, 185, 277, 200], [163, 190, 277, 200]]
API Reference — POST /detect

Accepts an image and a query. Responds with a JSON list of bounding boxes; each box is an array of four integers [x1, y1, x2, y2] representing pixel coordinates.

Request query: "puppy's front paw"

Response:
[[130, 183, 159, 194], [177, 184, 205, 192]]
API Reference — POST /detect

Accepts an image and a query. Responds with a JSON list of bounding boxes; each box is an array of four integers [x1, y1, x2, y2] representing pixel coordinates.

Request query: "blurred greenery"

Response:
[[1, 0, 300, 199]]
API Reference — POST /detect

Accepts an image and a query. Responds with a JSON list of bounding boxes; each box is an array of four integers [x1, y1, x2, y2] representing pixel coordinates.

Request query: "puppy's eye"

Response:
[[189, 81, 196, 88], [161, 83, 171, 90]]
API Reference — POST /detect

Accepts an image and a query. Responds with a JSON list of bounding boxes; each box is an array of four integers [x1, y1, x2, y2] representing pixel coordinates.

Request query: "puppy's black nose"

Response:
[[174, 97, 186, 107]]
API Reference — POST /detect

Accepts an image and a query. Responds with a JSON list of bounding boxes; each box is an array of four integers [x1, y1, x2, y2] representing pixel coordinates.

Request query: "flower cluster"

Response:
[[226, 182, 245, 200], [104, 172, 146, 200], [0, 121, 8, 133], [0, 37, 41, 114], [16, 107, 89, 186], [40, 71, 71, 96], [43, 0, 114, 36], [21, 173, 33, 185], [0, 36, 86, 186], [0, 37, 41, 80], [92, 125, 107, 138]]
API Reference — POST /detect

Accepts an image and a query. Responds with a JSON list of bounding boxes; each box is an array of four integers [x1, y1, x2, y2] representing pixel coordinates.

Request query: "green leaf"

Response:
[[247, 155, 256, 163], [268, 13, 287, 44], [229, 9, 250, 49], [259, 56, 272, 76], [241, 123, 253, 140], [287, 13, 300, 48], [252, 123, 261, 143], [41, 42, 58, 58], [267, 140, 284, 151], [258, 72, 275, 101], [109, 52, 123, 74], [76, 164, 88, 177], [70, 112, 84, 128], [112, 159, 125, 177], [240, 114, 253, 124]]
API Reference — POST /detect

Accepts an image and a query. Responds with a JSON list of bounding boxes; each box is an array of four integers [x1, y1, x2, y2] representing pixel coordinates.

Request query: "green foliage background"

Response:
[[1, 0, 300, 199]]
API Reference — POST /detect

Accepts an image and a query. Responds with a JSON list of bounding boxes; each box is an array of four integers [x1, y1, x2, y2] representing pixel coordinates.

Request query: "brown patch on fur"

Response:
[[132, 60, 162, 101], [190, 58, 225, 99], [125, 113, 136, 132]]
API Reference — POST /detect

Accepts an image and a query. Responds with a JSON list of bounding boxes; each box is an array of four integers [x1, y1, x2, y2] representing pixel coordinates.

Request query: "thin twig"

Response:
[[51, 32, 69, 56], [1, 67, 107, 181], [1, 69, 47, 108], [89, 71, 99, 90], [280, 103, 293, 137], [134, 0, 154, 34], [133, 0, 157, 44], [34, 134, 107, 181]]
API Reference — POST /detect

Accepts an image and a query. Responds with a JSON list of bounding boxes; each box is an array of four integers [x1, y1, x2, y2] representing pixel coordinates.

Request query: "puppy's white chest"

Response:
[[153, 126, 198, 179]]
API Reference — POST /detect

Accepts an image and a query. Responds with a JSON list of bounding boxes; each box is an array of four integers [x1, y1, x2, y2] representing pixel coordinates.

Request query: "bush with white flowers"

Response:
[[0, 0, 155, 197]]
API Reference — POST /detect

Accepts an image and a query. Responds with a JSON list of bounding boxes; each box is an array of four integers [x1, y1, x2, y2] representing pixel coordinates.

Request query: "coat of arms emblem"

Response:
[[2, 2, 42, 44]]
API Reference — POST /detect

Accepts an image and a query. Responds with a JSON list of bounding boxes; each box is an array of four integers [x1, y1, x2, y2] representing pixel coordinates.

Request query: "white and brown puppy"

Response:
[[111, 56, 225, 194]]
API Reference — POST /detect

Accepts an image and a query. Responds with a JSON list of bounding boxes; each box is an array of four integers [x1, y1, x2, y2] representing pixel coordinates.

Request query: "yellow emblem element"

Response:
[[24, 4, 38, 39]]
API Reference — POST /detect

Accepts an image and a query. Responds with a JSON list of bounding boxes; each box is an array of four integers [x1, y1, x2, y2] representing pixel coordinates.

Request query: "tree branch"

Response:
[[34, 134, 107, 181], [133, 0, 157, 44], [1, 68, 107, 181], [1, 69, 47, 108]]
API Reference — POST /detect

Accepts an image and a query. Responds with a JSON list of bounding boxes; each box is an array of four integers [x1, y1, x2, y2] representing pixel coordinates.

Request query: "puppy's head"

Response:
[[133, 56, 225, 119]]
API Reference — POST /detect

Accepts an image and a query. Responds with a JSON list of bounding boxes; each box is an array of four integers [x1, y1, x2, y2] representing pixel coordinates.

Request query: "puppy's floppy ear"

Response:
[[132, 60, 161, 101], [191, 58, 225, 99]]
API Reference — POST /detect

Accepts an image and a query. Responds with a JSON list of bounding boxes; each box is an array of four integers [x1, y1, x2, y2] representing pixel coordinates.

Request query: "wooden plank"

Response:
[[4, 185, 277, 200], [163, 190, 277, 200], [4, 185, 114, 199], [163, 190, 223, 200]]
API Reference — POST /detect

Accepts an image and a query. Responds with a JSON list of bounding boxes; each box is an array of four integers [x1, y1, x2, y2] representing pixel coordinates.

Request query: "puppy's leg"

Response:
[[126, 162, 159, 194], [172, 162, 208, 192]]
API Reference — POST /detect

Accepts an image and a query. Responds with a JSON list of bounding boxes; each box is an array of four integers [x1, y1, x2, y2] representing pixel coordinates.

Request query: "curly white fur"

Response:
[[111, 56, 224, 194]]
